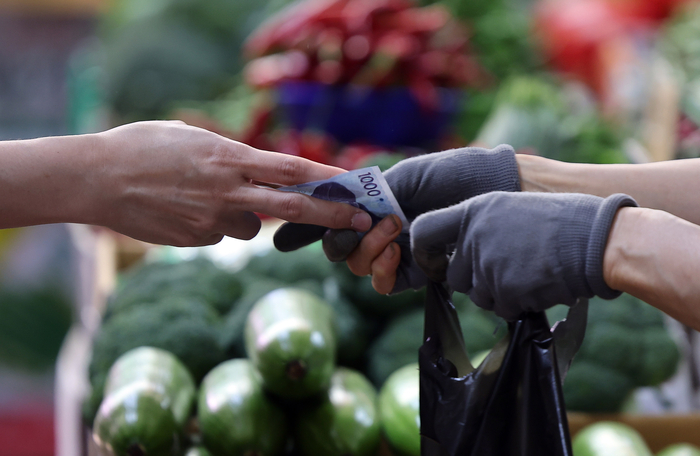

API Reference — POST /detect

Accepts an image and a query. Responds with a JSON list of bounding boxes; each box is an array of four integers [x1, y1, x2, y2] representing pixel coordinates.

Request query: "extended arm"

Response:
[[518, 154, 700, 226], [0, 133, 98, 229], [0, 121, 371, 246], [605, 207, 700, 330]]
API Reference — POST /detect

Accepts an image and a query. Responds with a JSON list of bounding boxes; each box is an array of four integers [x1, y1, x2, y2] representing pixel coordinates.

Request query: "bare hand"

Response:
[[91, 121, 371, 246]]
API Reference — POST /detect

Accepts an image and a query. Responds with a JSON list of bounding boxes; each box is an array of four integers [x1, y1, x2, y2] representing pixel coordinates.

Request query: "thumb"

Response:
[[410, 202, 471, 284], [273, 222, 327, 252]]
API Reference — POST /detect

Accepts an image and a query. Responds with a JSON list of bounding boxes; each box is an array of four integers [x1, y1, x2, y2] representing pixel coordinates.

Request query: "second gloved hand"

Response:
[[274, 145, 521, 291], [411, 192, 638, 321]]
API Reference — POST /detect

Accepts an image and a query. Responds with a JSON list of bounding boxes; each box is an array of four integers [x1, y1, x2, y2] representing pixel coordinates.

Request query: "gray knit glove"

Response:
[[410, 192, 638, 321], [274, 145, 521, 289]]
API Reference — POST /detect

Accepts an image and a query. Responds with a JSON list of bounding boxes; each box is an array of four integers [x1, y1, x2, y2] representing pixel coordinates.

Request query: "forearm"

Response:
[[0, 134, 98, 228], [604, 207, 700, 330], [517, 154, 700, 225]]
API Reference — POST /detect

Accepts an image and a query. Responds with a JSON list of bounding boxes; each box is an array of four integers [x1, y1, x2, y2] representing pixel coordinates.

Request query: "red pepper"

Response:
[[417, 50, 449, 79], [350, 31, 421, 86], [429, 19, 470, 53], [377, 5, 451, 35], [341, 0, 411, 34], [245, 51, 313, 88], [316, 28, 346, 61], [446, 53, 490, 88], [343, 34, 372, 61], [315, 60, 344, 84], [244, 55, 285, 88], [244, 0, 350, 58], [612, 0, 693, 24]]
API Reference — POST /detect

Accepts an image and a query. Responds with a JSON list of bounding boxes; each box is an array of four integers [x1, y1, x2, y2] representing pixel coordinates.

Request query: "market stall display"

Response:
[[62, 0, 700, 453], [83, 238, 684, 454]]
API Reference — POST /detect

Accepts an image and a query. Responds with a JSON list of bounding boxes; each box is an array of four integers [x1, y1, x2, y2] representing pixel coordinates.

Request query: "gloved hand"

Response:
[[410, 191, 638, 321], [274, 145, 521, 289]]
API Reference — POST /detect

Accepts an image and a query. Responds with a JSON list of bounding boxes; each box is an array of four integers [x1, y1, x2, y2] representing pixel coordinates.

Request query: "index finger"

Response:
[[411, 204, 467, 282], [234, 184, 372, 231], [241, 148, 348, 186]]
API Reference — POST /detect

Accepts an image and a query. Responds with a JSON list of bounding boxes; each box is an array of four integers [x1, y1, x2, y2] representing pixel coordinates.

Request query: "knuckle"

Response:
[[209, 141, 236, 165], [330, 207, 348, 228], [278, 195, 304, 221], [346, 255, 370, 277], [278, 156, 303, 180], [191, 213, 218, 236]]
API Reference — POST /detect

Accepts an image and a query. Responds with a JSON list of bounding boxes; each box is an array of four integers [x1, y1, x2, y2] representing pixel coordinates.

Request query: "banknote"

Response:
[[278, 166, 410, 232]]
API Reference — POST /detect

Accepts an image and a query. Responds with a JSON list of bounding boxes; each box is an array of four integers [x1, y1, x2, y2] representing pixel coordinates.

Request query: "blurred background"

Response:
[[2, 0, 700, 454]]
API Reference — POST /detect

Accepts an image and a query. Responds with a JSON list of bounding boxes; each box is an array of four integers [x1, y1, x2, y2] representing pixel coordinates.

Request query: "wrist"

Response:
[[584, 194, 638, 299], [44, 133, 103, 226], [73, 132, 108, 226], [516, 154, 573, 193], [603, 206, 642, 292]]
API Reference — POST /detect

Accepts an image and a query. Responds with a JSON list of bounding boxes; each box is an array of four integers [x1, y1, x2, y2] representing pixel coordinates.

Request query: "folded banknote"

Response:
[[278, 166, 410, 232]]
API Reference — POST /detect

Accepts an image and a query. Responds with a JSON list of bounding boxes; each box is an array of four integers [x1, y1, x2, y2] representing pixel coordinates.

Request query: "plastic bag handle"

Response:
[[551, 298, 589, 382]]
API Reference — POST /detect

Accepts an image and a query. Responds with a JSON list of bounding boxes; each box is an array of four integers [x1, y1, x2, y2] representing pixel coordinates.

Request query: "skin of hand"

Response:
[[0, 121, 371, 246], [345, 214, 403, 294], [604, 206, 700, 330], [517, 154, 700, 225]]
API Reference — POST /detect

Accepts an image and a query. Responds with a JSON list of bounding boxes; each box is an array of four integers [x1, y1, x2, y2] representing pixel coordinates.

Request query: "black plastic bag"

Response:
[[420, 282, 588, 456]]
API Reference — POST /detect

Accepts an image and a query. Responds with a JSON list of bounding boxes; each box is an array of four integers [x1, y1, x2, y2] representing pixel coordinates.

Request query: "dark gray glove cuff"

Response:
[[586, 193, 638, 298], [456, 144, 521, 199], [559, 193, 638, 300]]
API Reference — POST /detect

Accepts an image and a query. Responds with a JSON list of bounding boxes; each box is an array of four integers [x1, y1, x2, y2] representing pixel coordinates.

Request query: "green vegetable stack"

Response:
[[86, 240, 682, 455], [547, 294, 681, 413], [196, 286, 382, 456], [85, 258, 241, 424]]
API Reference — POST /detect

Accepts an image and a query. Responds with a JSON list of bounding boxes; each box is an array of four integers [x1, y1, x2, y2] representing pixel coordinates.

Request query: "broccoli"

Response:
[[89, 298, 226, 389], [557, 294, 681, 412], [103, 17, 230, 121], [106, 257, 243, 319], [244, 244, 332, 284], [366, 293, 506, 386], [474, 75, 627, 164]]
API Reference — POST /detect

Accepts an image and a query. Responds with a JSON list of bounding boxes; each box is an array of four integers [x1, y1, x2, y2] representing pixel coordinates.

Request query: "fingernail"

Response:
[[351, 212, 372, 231], [383, 243, 396, 259], [379, 215, 400, 236]]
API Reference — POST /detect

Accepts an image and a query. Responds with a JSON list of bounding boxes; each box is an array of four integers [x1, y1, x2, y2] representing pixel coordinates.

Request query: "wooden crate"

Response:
[[569, 413, 700, 452]]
